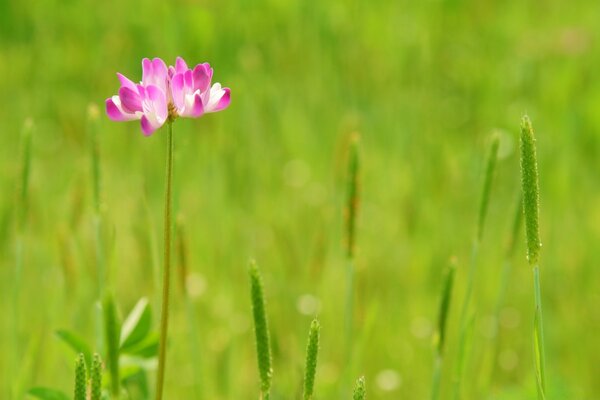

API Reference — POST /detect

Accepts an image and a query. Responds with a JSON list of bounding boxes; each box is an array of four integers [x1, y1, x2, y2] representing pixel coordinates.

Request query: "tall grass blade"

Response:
[[303, 319, 320, 400], [344, 134, 360, 349], [249, 261, 273, 400], [103, 292, 121, 396], [453, 134, 499, 399], [431, 261, 456, 400], [476, 134, 500, 241]]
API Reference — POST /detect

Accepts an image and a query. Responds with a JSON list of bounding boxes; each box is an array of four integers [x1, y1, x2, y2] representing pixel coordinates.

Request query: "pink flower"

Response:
[[106, 57, 231, 136]]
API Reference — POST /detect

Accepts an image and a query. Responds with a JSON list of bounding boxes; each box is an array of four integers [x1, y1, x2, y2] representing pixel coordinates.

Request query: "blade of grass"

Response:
[[103, 292, 121, 397], [452, 134, 499, 400], [431, 260, 456, 400]]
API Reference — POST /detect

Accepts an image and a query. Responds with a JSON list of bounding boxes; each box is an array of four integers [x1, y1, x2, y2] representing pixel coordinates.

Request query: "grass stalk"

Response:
[[519, 116, 546, 399], [431, 261, 456, 400], [483, 193, 522, 391], [88, 105, 106, 355], [11, 120, 32, 400], [103, 292, 120, 397], [452, 134, 499, 399], [156, 121, 174, 400], [303, 319, 320, 400], [344, 134, 360, 348], [249, 261, 273, 400]]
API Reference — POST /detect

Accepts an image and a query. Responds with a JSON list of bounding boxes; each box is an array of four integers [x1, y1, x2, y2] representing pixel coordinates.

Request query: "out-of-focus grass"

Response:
[[1, 0, 599, 399]]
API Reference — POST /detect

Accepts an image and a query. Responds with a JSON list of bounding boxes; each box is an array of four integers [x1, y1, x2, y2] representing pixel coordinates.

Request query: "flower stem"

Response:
[[533, 264, 546, 399], [156, 122, 174, 400]]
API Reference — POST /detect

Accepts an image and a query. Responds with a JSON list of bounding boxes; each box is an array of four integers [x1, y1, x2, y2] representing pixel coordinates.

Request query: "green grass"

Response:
[[1, 1, 599, 399]]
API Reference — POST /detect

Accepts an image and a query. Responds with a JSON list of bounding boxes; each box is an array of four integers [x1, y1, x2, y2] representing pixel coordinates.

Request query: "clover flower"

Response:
[[106, 57, 231, 135]]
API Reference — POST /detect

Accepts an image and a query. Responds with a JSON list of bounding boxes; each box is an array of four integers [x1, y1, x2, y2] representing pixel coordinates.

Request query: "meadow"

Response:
[[1, 0, 600, 399]]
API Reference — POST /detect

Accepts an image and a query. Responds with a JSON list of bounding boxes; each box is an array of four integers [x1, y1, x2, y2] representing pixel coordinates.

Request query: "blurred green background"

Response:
[[1, 0, 599, 398]]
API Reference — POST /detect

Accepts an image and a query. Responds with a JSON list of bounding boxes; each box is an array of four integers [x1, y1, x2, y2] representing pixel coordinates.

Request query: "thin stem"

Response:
[[344, 257, 355, 349], [431, 356, 442, 400], [156, 122, 174, 400], [452, 239, 479, 400], [533, 265, 546, 399]]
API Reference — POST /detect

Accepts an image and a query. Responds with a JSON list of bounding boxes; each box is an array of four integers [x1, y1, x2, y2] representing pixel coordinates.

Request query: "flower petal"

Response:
[[140, 115, 158, 136], [117, 73, 138, 91], [192, 63, 212, 93], [175, 57, 188, 74], [118, 87, 143, 113], [213, 87, 231, 112], [152, 58, 168, 80], [181, 92, 204, 118], [142, 58, 153, 83], [171, 73, 185, 111], [204, 83, 231, 113], [146, 85, 168, 123], [106, 96, 139, 121]]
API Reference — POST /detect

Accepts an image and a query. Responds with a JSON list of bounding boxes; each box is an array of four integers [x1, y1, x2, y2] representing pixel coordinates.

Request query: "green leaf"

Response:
[[120, 297, 151, 351], [55, 330, 92, 366], [27, 387, 70, 400], [121, 331, 159, 359]]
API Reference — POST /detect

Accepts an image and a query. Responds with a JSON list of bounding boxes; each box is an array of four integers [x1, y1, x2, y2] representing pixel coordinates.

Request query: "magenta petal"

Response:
[[106, 97, 138, 121], [117, 73, 138, 91], [192, 64, 211, 92], [140, 115, 156, 136], [183, 70, 193, 90], [118, 87, 142, 113], [106, 98, 125, 121], [213, 87, 231, 112], [175, 57, 188, 74], [189, 93, 204, 118], [142, 58, 153, 83], [171, 73, 185, 110], [152, 58, 167, 78], [146, 85, 168, 121], [136, 84, 146, 98]]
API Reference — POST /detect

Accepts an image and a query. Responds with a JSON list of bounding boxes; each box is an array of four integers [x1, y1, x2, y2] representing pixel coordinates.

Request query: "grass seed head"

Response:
[[519, 115, 542, 265]]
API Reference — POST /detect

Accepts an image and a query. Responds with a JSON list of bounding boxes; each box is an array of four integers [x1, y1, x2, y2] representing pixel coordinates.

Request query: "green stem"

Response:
[[344, 257, 355, 349], [431, 355, 442, 400], [156, 122, 174, 400], [533, 265, 546, 399], [452, 239, 480, 400]]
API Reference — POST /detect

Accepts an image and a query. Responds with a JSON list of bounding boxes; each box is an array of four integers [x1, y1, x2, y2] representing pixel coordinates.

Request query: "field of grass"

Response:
[[1, 0, 600, 399]]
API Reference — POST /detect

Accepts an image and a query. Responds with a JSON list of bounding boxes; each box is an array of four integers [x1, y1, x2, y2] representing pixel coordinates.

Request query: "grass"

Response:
[[1, 1, 599, 399]]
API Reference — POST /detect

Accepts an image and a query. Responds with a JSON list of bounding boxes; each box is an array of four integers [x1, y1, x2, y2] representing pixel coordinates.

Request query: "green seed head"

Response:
[[303, 319, 320, 400], [90, 353, 102, 400], [249, 261, 272, 398], [519, 115, 542, 265], [476, 134, 500, 241], [353, 376, 366, 400], [74, 353, 87, 400]]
